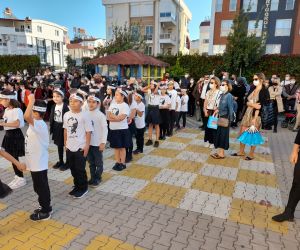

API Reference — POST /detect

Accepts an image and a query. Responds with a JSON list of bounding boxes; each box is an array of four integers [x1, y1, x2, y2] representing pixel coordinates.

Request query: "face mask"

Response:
[[185, 74, 188, 78], [253, 80, 260, 86], [204, 80, 209, 84], [286, 77, 290, 81], [190, 80, 194, 84], [209, 83, 215, 89], [220, 86, 227, 93], [291, 80, 296, 84], [222, 75, 226, 80]]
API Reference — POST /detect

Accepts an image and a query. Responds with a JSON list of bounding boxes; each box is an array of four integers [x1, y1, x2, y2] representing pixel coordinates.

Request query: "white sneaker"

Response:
[[8, 176, 19, 188], [209, 144, 215, 149], [204, 142, 210, 148], [10, 177, 26, 189]]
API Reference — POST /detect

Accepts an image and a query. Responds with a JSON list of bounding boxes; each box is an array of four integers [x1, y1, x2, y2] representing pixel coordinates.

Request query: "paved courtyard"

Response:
[[0, 118, 300, 249]]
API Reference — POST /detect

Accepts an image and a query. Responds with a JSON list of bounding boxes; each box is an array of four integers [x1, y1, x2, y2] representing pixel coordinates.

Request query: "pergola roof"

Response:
[[88, 49, 169, 67]]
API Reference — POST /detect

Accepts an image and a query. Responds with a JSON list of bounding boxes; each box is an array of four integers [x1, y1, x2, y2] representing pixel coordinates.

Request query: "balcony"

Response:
[[160, 12, 176, 26], [144, 34, 153, 43], [159, 33, 176, 45], [15, 28, 32, 33]]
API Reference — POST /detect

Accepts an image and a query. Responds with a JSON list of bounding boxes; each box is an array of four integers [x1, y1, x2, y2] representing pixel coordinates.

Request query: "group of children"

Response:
[[0, 78, 189, 221]]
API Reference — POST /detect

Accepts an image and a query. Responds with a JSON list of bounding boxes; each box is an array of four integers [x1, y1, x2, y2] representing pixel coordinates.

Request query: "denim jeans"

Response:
[[87, 146, 103, 181]]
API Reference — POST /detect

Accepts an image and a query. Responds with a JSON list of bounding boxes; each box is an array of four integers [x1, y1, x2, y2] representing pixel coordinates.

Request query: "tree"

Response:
[[96, 23, 145, 56], [223, 9, 264, 76], [66, 55, 76, 72]]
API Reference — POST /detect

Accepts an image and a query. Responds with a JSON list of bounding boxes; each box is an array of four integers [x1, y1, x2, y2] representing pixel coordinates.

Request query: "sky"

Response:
[[0, 0, 211, 40]]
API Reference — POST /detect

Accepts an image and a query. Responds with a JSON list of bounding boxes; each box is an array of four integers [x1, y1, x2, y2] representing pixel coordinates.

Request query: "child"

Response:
[[167, 81, 178, 136], [63, 93, 93, 198], [0, 147, 25, 199], [0, 90, 26, 189], [126, 91, 137, 163], [175, 90, 182, 129], [107, 89, 131, 171], [159, 85, 171, 140], [178, 89, 189, 129], [50, 88, 69, 171], [87, 94, 108, 187], [23, 94, 52, 221], [133, 92, 145, 154]]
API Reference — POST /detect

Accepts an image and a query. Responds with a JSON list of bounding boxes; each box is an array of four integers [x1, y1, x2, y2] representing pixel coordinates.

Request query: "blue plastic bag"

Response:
[[207, 115, 218, 130]]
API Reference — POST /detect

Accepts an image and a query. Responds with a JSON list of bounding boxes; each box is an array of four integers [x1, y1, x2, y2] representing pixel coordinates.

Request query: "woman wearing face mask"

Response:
[[232, 73, 270, 160], [203, 77, 221, 148], [268, 77, 283, 133], [188, 78, 196, 117], [211, 80, 234, 159]]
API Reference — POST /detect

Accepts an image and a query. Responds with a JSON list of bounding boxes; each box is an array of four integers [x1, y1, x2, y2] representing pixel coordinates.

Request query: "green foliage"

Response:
[[223, 9, 263, 76], [0, 55, 40, 75], [96, 24, 145, 56], [66, 55, 76, 72], [169, 58, 186, 78]]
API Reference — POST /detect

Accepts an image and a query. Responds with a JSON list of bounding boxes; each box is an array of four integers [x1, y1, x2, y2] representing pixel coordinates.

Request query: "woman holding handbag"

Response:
[[203, 77, 221, 148], [211, 80, 234, 159]]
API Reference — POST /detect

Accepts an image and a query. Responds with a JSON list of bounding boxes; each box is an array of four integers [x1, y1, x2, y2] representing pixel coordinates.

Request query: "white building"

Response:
[[190, 39, 199, 54], [67, 38, 106, 66], [102, 0, 192, 56], [0, 17, 68, 68], [199, 20, 210, 55]]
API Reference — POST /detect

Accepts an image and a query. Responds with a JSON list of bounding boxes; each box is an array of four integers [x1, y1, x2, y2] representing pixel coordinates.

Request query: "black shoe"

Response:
[[273, 128, 277, 133], [125, 156, 132, 163], [161, 136, 166, 140], [90, 179, 101, 187], [154, 141, 159, 148], [114, 163, 126, 171], [272, 211, 294, 222], [133, 149, 141, 155], [0, 182, 12, 199], [73, 189, 89, 199], [68, 187, 78, 196], [34, 206, 53, 215], [30, 211, 51, 221], [88, 179, 94, 185], [145, 140, 153, 146], [159, 136, 163, 140], [120, 164, 126, 170], [59, 163, 69, 171], [112, 163, 120, 170], [52, 162, 61, 169]]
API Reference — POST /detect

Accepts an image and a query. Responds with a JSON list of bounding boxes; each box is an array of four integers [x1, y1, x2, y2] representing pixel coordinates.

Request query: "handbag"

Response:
[[217, 117, 229, 127], [276, 96, 284, 113], [207, 115, 218, 130]]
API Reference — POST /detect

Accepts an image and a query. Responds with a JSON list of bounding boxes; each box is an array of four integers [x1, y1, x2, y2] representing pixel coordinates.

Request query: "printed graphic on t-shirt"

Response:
[[181, 99, 185, 106], [160, 97, 165, 105], [111, 107, 119, 116], [67, 117, 78, 134], [54, 110, 62, 122]]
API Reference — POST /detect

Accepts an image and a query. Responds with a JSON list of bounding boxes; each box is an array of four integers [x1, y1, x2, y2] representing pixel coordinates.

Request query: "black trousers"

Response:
[[200, 99, 205, 126], [204, 110, 216, 144], [31, 170, 51, 213], [136, 127, 145, 152], [188, 96, 195, 116], [168, 110, 176, 135], [178, 112, 187, 128], [160, 109, 170, 137], [286, 158, 300, 214], [57, 145, 64, 164], [87, 146, 103, 181], [66, 149, 88, 191]]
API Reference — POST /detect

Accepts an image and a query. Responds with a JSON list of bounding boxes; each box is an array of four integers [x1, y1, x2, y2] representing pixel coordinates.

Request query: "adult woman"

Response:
[[203, 77, 221, 148], [211, 80, 234, 159], [268, 77, 283, 133], [188, 78, 196, 117], [232, 73, 270, 160]]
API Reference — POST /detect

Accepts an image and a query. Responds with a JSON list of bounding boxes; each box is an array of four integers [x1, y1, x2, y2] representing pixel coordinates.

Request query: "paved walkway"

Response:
[[0, 118, 300, 249]]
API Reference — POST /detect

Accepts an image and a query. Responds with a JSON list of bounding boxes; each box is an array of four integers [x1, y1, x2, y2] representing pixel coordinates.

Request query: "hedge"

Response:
[[157, 54, 300, 81], [0, 55, 40, 75]]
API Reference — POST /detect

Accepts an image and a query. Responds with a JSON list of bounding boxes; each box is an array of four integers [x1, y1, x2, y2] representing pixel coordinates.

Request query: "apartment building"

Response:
[[209, 0, 300, 55], [102, 0, 192, 56], [199, 20, 210, 55], [0, 17, 69, 68]]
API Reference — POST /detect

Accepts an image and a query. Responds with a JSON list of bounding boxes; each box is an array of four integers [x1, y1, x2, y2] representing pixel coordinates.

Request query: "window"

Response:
[[131, 26, 140, 41], [286, 0, 295, 10], [243, 0, 258, 12], [37, 25, 42, 33], [144, 46, 152, 55], [220, 20, 233, 37], [270, 0, 279, 11], [53, 42, 60, 51], [167, 48, 172, 55], [216, 0, 223, 12], [145, 25, 153, 40], [248, 20, 263, 37], [37, 39, 45, 47], [266, 44, 281, 54], [203, 39, 209, 44], [275, 19, 292, 36], [55, 30, 59, 36], [229, 0, 237, 11]]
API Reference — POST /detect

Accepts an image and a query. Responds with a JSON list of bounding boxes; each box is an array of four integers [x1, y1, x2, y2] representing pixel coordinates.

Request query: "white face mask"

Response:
[[286, 77, 290, 81], [220, 85, 227, 93], [185, 74, 188, 78], [222, 75, 226, 80], [204, 80, 209, 84], [190, 80, 194, 84], [291, 80, 296, 84], [209, 83, 215, 89], [253, 80, 260, 86]]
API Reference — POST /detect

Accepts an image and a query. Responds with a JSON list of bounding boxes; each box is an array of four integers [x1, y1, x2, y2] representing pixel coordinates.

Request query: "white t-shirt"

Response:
[[25, 119, 49, 172], [82, 100, 89, 112], [108, 102, 130, 130], [168, 89, 177, 110], [176, 95, 181, 112], [3, 108, 24, 130], [54, 103, 63, 123], [135, 102, 145, 129], [159, 94, 171, 109], [89, 109, 108, 146], [148, 92, 160, 106], [181, 95, 189, 112], [201, 82, 209, 100], [63, 111, 94, 152]]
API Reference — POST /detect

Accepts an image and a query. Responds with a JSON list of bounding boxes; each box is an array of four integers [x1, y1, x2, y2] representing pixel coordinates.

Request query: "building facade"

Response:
[[209, 0, 300, 55], [199, 21, 210, 55], [102, 0, 192, 56], [0, 18, 69, 68], [190, 39, 200, 54]]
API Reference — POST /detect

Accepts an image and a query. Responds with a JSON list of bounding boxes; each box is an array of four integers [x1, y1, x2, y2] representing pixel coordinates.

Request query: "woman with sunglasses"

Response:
[[232, 73, 270, 160], [211, 80, 234, 159]]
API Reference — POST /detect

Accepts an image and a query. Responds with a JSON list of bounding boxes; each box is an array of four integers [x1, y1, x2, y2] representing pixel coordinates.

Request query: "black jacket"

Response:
[[49, 102, 69, 134], [247, 86, 270, 116]]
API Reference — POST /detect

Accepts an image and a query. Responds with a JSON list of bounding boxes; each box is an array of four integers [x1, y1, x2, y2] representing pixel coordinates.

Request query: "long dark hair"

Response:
[[1, 90, 21, 108]]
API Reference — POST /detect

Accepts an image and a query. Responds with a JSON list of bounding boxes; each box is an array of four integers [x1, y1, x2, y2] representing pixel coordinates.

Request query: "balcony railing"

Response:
[[160, 33, 176, 41], [15, 28, 32, 33], [144, 35, 153, 41]]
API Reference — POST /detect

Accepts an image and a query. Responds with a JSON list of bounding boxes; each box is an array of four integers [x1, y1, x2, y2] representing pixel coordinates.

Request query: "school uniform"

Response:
[[25, 119, 52, 213], [108, 102, 131, 148], [175, 95, 181, 129], [87, 109, 108, 183], [50, 102, 69, 166], [167, 89, 177, 135], [178, 94, 189, 128], [63, 111, 93, 192], [2, 107, 25, 178], [135, 102, 145, 153], [159, 94, 171, 138], [126, 100, 137, 161], [146, 92, 161, 125]]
